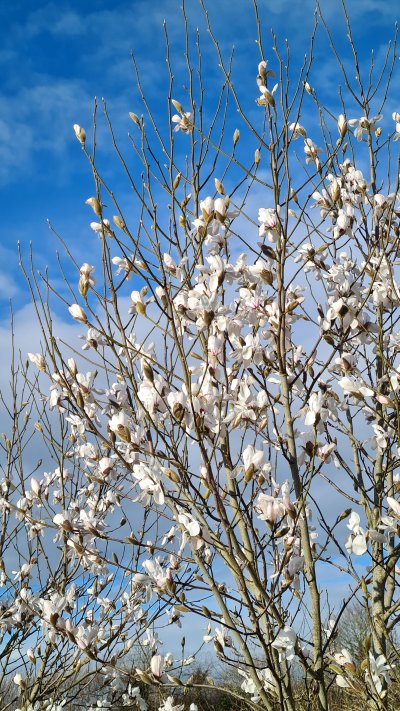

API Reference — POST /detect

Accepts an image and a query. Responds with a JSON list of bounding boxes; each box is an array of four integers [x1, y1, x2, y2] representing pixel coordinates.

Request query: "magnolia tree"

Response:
[[2, 2, 400, 710]]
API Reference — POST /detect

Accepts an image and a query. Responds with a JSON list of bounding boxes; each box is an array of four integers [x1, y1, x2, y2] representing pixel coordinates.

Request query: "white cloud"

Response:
[[0, 79, 92, 185]]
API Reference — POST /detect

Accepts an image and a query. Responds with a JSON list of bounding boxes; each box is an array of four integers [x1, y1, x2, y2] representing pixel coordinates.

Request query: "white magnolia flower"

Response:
[[68, 304, 88, 323], [256, 82, 278, 107], [73, 123, 86, 144], [258, 206, 281, 242], [171, 101, 193, 134], [13, 672, 24, 687], [28, 352, 46, 370], [255, 494, 286, 524], [158, 697, 184, 711], [271, 626, 297, 660], [392, 112, 400, 141], [345, 511, 367, 556], [338, 376, 373, 398], [242, 444, 265, 477], [304, 137, 322, 167], [112, 255, 134, 277], [289, 121, 307, 139], [366, 652, 392, 695], [348, 115, 382, 140]]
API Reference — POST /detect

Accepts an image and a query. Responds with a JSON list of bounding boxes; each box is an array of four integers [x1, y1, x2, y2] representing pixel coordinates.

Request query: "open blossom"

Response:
[[392, 112, 400, 140], [331, 210, 351, 239], [130, 290, 147, 316], [332, 648, 356, 688], [112, 255, 133, 277], [366, 652, 392, 695], [171, 112, 193, 133], [171, 100, 193, 133], [158, 697, 184, 711], [348, 114, 382, 140], [256, 81, 278, 107], [108, 411, 131, 442], [304, 137, 322, 167], [271, 626, 297, 661], [289, 121, 306, 139], [78, 263, 95, 296], [242, 444, 266, 479], [338, 376, 373, 398], [258, 206, 280, 242], [238, 667, 278, 702], [345, 511, 367, 556], [255, 493, 286, 524]]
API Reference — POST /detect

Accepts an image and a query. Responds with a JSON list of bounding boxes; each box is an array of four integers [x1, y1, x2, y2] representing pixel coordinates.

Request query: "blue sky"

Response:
[[1, 0, 398, 318]]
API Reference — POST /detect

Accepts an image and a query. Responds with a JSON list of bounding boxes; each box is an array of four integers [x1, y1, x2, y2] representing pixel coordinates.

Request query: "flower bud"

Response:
[[113, 215, 125, 230], [73, 124, 86, 145], [233, 128, 240, 146], [258, 61, 267, 81], [13, 673, 25, 688], [129, 112, 141, 126], [31, 477, 41, 497], [78, 277, 89, 298], [67, 357, 78, 375], [214, 178, 225, 195], [28, 352, 46, 371], [254, 148, 261, 165], [337, 114, 347, 138], [26, 648, 36, 664], [330, 179, 341, 203], [171, 99, 184, 114], [85, 197, 102, 217], [143, 361, 154, 383], [173, 173, 182, 191], [68, 304, 88, 323]]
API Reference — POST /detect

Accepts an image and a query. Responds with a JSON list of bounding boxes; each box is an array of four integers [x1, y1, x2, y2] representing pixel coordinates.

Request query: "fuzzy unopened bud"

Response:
[[165, 468, 180, 483], [30, 477, 41, 497], [85, 197, 102, 217], [173, 403, 185, 423], [73, 124, 86, 145], [258, 61, 267, 82], [337, 114, 347, 138], [113, 215, 126, 230], [68, 357, 78, 375], [78, 277, 89, 298], [244, 465, 255, 483], [233, 128, 240, 146], [26, 648, 36, 664], [214, 178, 225, 195], [171, 99, 184, 114], [330, 179, 341, 203], [254, 148, 261, 165], [173, 173, 182, 191], [129, 112, 141, 126], [143, 361, 154, 383]]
